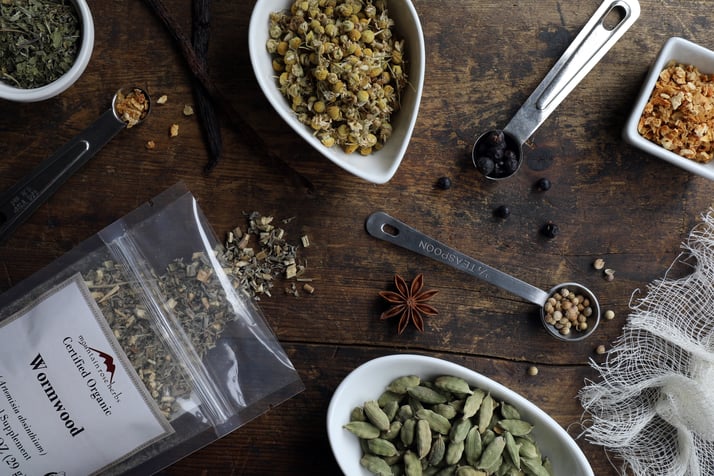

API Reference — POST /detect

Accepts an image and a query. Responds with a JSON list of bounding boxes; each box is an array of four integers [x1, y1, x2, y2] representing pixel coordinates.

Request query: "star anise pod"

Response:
[[379, 273, 439, 334]]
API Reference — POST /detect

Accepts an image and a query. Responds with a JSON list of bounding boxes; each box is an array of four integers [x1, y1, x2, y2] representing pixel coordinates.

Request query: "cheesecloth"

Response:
[[579, 210, 714, 476]]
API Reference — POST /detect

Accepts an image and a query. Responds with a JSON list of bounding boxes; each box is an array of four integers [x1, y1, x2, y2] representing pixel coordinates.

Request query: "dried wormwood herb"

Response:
[[84, 251, 236, 419], [0, 0, 80, 88], [221, 211, 308, 299]]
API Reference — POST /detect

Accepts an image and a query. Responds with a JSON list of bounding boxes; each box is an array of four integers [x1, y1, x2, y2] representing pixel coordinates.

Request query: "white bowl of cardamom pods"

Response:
[[0, 0, 94, 102], [327, 354, 594, 476], [249, 0, 425, 184]]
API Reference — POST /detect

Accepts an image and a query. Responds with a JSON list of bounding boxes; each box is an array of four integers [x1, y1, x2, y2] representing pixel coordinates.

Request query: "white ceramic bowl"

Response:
[[327, 354, 594, 476], [623, 37, 714, 180], [248, 0, 425, 184], [0, 0, 94, 103]]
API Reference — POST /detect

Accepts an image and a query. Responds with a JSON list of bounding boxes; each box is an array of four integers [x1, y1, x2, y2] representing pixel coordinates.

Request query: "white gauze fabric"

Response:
[[579, 210, 714, 476]]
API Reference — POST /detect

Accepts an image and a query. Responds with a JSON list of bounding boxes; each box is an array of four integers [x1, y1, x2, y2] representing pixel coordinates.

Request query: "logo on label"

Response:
[[87, 347, 117, 385]]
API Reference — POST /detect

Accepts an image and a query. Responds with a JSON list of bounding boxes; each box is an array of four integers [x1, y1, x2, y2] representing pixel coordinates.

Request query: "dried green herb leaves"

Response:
[[0, 0, 80, 88], [84, 251, 235, 419], [221, 211, 309, 299]]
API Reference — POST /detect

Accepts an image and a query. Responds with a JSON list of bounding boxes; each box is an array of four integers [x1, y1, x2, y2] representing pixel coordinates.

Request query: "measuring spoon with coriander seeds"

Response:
[[0, 87, 151, 243], [472, 0, 640, 180], [366, 211, 601, 342]]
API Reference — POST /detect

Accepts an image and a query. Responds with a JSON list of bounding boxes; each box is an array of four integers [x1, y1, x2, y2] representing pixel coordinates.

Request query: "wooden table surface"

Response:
[[2, 1, 714, 474]]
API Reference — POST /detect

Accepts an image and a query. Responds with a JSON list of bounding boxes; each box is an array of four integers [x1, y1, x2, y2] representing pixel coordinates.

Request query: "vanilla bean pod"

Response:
[[192, 0, 223, 172], [141, 0, 315, 192]]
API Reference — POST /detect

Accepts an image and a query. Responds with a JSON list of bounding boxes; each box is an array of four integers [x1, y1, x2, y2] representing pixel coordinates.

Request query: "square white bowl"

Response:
[[248, 0, 425, 184], [623, 37, 714, 180]]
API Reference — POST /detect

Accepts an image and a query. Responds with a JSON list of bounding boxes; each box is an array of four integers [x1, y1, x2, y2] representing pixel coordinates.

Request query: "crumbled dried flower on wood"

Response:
[[267, 0, 408, 155], [221, 212, 309, 299]]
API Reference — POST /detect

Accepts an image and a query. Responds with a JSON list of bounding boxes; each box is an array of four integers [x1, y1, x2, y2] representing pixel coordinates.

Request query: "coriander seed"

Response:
[[528, 365, 539, 376], [604, 309, 615, 320], [596, 344, 606, 355], [593, 258, 605, 270]]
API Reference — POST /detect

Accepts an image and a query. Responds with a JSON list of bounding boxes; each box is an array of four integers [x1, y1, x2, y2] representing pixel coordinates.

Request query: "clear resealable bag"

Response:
[[0, 183, 304, 475]]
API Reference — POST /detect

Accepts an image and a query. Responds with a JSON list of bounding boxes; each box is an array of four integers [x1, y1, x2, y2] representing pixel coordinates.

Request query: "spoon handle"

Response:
[[365, 211, 549, 306], [0, 109, 126, 244], [503, 0, 640, 145]]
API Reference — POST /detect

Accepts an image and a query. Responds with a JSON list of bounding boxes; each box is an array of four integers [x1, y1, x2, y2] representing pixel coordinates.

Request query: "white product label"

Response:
[[0, 274, 173, 475]]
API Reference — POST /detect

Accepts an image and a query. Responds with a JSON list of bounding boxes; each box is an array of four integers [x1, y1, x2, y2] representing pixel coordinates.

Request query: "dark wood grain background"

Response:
[[2, 1, 713, 474]]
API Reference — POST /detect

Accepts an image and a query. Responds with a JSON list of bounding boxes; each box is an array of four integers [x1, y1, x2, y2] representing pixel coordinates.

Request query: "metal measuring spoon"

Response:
[[472, 0, 640, 180], [0, 87, 151, 243], [365, 211, 600, 341]]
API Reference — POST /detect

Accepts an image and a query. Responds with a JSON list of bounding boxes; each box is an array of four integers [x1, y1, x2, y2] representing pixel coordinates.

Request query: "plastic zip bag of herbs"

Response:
[[0, 183, 304, 475]]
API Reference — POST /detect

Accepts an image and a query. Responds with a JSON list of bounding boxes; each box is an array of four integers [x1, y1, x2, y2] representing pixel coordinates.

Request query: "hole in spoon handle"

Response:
[[366, 211, 549, 305]]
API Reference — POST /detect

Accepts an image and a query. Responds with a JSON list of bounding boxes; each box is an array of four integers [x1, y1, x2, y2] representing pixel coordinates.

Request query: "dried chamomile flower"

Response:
[[267, 0, 408, 156]]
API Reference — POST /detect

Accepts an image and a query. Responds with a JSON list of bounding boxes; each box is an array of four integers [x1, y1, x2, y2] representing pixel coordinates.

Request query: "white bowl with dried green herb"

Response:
[[0, 0, 94, 102], [249, 0, 425, 184], [327, 354, 594, 476]]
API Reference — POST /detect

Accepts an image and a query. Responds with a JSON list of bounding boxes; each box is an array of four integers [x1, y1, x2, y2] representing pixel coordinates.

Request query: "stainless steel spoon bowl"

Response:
[[0, 87, 151, 243], [366, 211, 600, 341], [473, 0, 640, 180]]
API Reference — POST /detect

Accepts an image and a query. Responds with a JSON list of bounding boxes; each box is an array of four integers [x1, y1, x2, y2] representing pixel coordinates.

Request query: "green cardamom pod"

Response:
[[351, 406, 367, 422], [477, 435, 506, 470], [416, 408, 452, 435], [416, 418, 432, 459], [497, 419, 533, 437], [344, 420, 381, 439], [521, 456, 551, 476], [397, 404, 414, 422], [383, 399, 400, 422], [499, 401, 521, 420], [517, 438, 540, 460], [462, 389, 485, 419], [435, 375, 474, 395], [464, 425, 483, 465], [368, 438, 399, 457], [365, 400, 391, 431], [455, 467, 487, 476], [435, 466, 457, 476], [503, 431, 521, 470], [360, 454, 394, 476], [482, 428, 496, 446], [445, 440, 465, 465], [401, 418, 416, 446], [407, 385, 449, 404], [387, 375, 421, 394], [428, 434, 446, 466], [543, 457, 554, 476], [449, 417, 472, 443], [383, 420, 402, 440], [477, 394, 495, 433], [432, 403, 458, 420], [403, 450, 422, 476], [379, 390, 405, 407]]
